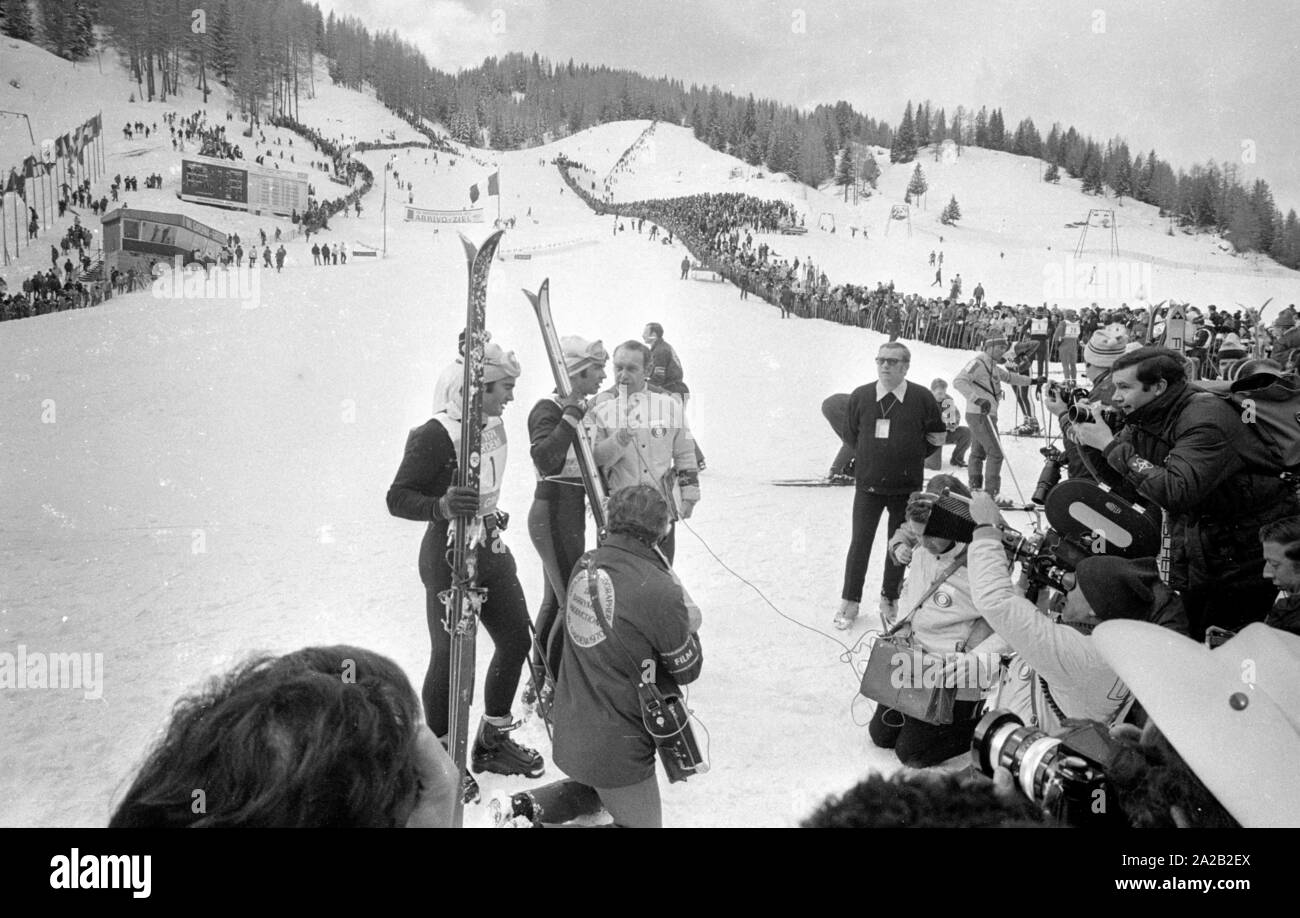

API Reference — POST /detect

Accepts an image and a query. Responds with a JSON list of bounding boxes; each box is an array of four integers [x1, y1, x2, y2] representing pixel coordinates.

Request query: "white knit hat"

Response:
[[1084, 329, 1128, 368]]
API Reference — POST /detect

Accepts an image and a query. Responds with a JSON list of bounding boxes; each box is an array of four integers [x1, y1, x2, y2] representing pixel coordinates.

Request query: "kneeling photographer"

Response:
[[551, 485, 705, 828], [966, 492, 1187, 734], [864, 476, 1011, 768]]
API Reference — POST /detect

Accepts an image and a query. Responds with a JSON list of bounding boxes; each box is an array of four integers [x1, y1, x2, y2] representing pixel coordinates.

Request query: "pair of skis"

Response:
[[443, 229, 504, 829]]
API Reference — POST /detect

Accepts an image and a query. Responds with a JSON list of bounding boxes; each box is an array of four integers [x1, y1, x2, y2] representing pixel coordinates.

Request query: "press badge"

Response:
[[875, 419, 891, 438]]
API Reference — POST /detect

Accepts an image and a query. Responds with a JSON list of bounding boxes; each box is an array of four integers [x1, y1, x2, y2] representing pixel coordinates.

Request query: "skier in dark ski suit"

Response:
[[527, 337, 609, 686], [387, 343, 544, 787]]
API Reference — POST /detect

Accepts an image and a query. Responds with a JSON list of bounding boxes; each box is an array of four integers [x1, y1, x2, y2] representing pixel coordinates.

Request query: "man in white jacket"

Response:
[[588, 340, 701, 563]]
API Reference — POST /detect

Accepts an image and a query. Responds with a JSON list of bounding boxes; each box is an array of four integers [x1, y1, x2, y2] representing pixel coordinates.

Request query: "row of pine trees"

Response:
[[2, 0, 1297, 269]]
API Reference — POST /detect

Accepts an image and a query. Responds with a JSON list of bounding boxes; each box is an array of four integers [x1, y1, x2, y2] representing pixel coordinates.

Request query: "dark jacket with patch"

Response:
[[551, 535, 702, 788]]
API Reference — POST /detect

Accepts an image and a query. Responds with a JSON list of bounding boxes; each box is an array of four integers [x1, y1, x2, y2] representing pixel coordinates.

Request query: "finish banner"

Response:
[[404, 205, 484, 224]]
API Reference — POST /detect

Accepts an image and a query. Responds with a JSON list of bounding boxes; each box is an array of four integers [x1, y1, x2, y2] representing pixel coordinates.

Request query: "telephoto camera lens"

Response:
[[971, 710, 1109, 826], [1066, 402, 1096, 424]]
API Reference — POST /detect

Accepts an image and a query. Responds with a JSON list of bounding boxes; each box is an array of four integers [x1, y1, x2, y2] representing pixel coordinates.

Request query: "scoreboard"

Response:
[[179, 155, 309, 216]]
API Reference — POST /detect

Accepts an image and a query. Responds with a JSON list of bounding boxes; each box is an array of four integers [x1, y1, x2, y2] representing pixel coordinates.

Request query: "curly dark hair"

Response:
[[802, 771, 1049, 828], [1106, 724, 1239, 828], [607, 484, 670, 545], [109, 646, 423, 828]]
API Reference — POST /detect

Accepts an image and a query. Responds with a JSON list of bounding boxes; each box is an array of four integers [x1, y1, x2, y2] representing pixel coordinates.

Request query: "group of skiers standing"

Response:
[[386, 322, 706, 827]]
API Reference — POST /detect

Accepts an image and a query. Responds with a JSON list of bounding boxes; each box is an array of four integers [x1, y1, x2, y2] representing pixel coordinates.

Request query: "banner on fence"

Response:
[[404, 205, 484, 224]]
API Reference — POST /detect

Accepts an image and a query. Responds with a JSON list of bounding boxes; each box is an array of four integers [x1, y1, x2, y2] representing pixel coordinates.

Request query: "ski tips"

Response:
[[521, 278, 549, 308]]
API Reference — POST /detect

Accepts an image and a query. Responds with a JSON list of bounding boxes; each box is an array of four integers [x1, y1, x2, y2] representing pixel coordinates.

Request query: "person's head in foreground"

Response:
[[110, 646, 457, 827]]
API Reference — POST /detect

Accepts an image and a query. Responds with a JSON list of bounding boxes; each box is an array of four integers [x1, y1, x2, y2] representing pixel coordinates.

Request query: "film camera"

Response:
[[972, 710, 1125, 826], [920, 480, 1160, 594], [1046, 381, 1123, 428]]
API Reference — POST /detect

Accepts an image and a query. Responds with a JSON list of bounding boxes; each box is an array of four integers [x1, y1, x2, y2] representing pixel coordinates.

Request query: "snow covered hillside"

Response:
[[4, 41, 1300, 828]]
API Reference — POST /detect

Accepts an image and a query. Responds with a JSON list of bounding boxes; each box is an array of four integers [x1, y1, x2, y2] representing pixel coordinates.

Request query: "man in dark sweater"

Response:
[[835, 342, 947, 629]]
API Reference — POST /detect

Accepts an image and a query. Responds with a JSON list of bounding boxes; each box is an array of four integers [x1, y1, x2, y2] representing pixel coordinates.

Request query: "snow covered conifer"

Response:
[[890, 101, 917, 164], [940, 195, 962, 225], [906, 163, 928, 208]]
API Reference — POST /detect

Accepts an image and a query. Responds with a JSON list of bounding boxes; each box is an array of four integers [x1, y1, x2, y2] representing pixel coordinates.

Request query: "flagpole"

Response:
[[1, 193, 8, 265]]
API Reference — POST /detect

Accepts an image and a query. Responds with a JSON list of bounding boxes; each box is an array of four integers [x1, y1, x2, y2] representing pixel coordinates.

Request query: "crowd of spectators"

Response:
[[268, 116, 375, 237], [556, 158, 1292, 381]]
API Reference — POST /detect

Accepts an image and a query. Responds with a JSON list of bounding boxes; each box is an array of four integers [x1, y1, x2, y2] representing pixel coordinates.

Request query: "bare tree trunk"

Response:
[[145, 48, 156, 101]]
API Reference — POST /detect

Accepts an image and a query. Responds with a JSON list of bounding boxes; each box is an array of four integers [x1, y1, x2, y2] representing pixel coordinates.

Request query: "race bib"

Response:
[[478, 419, 507, 516], [1031, 318, 1049, 335], [1064, 322, 1080, 338]]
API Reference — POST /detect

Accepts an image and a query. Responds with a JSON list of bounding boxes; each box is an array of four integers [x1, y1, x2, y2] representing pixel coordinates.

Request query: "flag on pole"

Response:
[[487, 172, 499, 196], [91, 113, 102, 137], [22, 156, 37, 179], [469, 183, 480, 204]]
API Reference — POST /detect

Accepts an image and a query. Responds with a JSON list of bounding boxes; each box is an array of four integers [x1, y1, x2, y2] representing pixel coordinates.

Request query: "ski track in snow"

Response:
[[4, 44, 1300, 828]]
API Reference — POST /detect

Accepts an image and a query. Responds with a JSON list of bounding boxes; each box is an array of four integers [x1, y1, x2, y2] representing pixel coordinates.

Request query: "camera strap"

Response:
[[882, 548, 968, 639]]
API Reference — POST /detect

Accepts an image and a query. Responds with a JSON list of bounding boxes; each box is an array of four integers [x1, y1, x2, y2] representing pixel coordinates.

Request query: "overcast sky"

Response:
[[316, 0, 1300, 211]]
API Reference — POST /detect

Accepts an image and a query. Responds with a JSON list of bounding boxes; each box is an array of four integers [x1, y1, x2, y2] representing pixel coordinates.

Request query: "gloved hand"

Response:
[[680, 498, 697, 520], [494, 509, 509, 531], [974, 397, 992, 414], [436, 486, 479, 520], [560, 402, 586, 426]]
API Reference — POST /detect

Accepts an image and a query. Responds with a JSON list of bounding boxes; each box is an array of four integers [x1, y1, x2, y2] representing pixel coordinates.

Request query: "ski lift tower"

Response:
[[884, 203, 912, 238], [1074, 208, 1119, 257]]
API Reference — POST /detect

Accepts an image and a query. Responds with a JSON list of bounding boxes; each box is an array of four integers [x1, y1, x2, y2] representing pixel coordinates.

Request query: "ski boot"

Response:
[[1010, 417, 1041, 437], [833, 599, 860, 630], [472, 718, 546, 778]]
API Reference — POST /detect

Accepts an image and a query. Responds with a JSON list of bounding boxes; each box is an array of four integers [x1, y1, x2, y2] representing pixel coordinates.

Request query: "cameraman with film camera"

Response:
[[1070, 346, 1300, 640], [962, 491, 1187, 735]]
